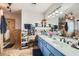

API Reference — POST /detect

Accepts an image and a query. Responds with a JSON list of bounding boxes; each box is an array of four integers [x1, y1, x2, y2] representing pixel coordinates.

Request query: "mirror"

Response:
[[59, 13, 75, 37], [0, 19, 1, 33], [66, 20, 74, 33], [65, 13, 75, 36], [77, 20, 79, 32]]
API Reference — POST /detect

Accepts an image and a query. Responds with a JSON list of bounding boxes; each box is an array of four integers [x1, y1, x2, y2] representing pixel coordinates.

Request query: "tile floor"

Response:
[[0, 45, 33, 56]]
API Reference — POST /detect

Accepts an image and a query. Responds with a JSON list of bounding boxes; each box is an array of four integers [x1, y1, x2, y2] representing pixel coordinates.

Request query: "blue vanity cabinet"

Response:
[[37, 36, 64, 56], [42, 39, 53, 56], [43, 46, 53, 56], [46, 43, 64, 56], [37, 37, 54, 56], [37, 37, 43, 51]]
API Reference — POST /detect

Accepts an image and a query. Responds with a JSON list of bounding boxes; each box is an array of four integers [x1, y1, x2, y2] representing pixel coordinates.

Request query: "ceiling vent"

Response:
[[32, 3, 37, 6]]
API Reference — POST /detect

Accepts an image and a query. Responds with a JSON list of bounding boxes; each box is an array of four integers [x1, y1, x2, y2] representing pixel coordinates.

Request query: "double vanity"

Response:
[[37, 35, 79, 56]]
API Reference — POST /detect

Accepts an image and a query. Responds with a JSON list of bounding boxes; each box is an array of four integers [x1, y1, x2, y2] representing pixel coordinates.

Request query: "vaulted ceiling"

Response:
[[1, 3, 79, 17], [0, 3, 53, 14], [11, 3, 53, 13]]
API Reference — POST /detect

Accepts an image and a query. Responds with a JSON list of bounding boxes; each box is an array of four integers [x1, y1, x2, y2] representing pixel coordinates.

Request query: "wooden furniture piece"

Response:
[[15, 29, 21, 49], [6, 18, 15, 44], [21, 35, 36, 49], [27, 35, 36, 47]]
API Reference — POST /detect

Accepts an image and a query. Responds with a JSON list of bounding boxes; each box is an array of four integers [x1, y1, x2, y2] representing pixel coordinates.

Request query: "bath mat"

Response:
[[4, 43, 14, 49]]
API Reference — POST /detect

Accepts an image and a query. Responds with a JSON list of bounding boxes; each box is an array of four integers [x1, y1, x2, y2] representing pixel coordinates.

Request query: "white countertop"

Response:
[[39, 35, 79, 56]]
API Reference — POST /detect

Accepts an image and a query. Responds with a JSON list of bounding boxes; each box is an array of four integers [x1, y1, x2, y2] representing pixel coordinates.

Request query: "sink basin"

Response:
[[48, 35, 79, 49]]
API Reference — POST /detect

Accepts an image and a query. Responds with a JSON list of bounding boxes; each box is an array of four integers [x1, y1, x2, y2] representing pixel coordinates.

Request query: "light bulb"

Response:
[[52, 13, 55, 15], [60, 11, 63, 14], [55, 10, 59, 13], [48, 14, 52, 18]]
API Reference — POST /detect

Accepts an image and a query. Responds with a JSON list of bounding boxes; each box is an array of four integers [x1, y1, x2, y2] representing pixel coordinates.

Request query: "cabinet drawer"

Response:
[[47, 43, 64, 56]]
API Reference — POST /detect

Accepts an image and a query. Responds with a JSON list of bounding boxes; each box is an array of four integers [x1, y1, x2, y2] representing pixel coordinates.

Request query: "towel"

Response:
[[4, 29, 10, 41], [1, 15, 7, 34]]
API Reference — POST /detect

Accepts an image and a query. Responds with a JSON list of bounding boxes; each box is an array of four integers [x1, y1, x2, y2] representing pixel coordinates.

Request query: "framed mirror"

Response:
[[77, 20, 79, 32], [0, 19, 1, 33], [67, 20, 74, 33]]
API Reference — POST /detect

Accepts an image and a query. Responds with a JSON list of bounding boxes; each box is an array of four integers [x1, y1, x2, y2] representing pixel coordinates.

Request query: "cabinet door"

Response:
[[6, 19, 15, 44], [38, 41, 42, 51], [47, 43, 64, 56], [43, 46, 54, 56], [42, 39, 47, 46], [38, 37, 43, 51]]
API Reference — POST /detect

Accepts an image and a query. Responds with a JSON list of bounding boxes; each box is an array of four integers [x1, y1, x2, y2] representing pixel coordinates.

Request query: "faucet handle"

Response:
[[67, 41, 72, 44], [60, 38, 65, 42], [63, 39, 66, 43], [60, 38, 62, 41], [53, 38, 56, 40]]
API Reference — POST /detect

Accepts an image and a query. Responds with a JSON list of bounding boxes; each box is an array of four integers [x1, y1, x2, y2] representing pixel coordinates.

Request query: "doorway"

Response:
[[3, 18, 16, 48]]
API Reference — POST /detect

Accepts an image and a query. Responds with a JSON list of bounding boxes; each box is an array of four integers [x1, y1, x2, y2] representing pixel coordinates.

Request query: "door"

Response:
[[6, 18, 15, 44]]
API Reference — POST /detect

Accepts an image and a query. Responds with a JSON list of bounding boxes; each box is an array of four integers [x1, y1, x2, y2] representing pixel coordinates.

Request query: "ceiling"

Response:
[[0, 3, 53, 14], [12, 3, 53, 13], [1, 3, 79, 16]]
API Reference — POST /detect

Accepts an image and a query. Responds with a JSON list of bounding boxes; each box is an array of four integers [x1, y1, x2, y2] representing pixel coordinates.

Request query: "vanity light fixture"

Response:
[[48, 14, 52, 18], [52, 12, 55, 15], [48, 11, 63, 18], [55, 10, 59, 14], [59, 11, 63, 14], [47, 5, 62, 18]]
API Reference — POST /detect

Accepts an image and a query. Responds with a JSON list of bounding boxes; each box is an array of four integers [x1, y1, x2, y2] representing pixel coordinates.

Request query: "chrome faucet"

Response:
[[63, 39, 66, 43], [53, 38, 56, 40], [60, 38, 65, 42], [67, 41, 72, 44]]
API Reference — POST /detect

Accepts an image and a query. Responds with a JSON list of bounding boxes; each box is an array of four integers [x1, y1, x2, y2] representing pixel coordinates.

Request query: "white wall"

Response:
[[22, 10, 44, 29], [14, 14, 21, 29], [47, 16, 59, 25]]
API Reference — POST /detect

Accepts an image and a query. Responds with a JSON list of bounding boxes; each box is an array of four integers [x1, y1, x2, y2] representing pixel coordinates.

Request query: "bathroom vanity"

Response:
[[37, 35, 79, 56]]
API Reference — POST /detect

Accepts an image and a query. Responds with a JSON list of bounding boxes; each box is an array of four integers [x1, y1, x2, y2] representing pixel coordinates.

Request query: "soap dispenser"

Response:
[[78, 39, 79, 46], [78, 41, 79, 46]]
